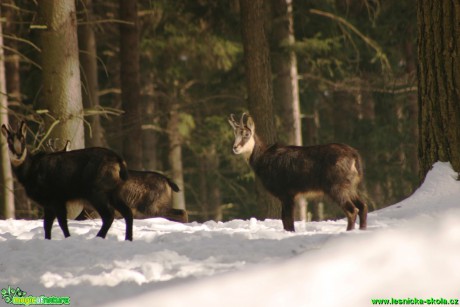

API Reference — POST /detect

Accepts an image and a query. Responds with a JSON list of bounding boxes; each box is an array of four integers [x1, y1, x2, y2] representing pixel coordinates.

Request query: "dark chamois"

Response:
[[228, 113, 367, 232], [1, 122, 133, 240], [45, 139, 84, 219], [52, 141, 188, 223], [117, 170, 188, 223]]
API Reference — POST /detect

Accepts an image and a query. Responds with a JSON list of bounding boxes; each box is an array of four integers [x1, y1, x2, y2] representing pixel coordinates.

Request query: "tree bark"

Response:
[[78, 0, 106, 147], [3, 1, 31, 218], [143, 99, 158, 170], [270, 0, 302, 146], [119, 0, 142, 169], [167, 103, 186, 211], [404, 24, 420, 177], [207, 147, 222, 222], [143, 72, 158, 170], [240, 0, 281, 219], [417, 0, 460, 177], [240, 0, 277, 145], [332, 90, 356, 141], [270, 0, 306, 221], [3, 0, 21, 111], [199, 156, 209, 221], [200, 145, 222, 221], [37, 0, 85, 150], [301, 100, 322, 222], [0, 4, 15, 219]]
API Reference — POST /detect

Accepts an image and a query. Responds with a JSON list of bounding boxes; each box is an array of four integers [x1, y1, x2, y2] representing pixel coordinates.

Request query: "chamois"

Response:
[[74, 171, 187, 223], [118, 170, 188, 223], [45, 139, 83, 219], [52, 141, 188, 223], [1, 122, 133, 240], [228, 113, 367, 232]]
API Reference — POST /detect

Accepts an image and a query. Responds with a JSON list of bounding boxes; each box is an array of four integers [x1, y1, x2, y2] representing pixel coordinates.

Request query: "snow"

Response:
[[1, 162, 460, 307]]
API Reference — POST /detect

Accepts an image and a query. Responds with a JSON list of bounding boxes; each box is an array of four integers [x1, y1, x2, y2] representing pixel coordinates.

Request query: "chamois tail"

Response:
[[151, 171, 180, 192], [353, 152, 364, 179], [119, 160, 129, 181], [166, 178, 180, 192]]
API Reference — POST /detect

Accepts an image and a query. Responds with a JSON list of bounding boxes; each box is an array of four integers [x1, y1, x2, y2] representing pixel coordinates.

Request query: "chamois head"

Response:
[[228, 113, 256, 158], [1, 121, 28, 167]]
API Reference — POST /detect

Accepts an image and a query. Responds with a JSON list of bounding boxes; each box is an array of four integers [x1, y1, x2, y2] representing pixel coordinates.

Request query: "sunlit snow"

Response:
[[1, 162, 459, 307]]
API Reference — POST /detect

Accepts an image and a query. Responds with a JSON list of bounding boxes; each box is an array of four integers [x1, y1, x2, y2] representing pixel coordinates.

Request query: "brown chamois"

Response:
[[1, 122, 133, 241], [54, 141, 188, 223], [228, 113, 367, 232], [118, 170, 188, 223]]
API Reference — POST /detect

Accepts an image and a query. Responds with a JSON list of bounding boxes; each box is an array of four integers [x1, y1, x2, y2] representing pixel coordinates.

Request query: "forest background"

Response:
[[0, 0, 418, 223]]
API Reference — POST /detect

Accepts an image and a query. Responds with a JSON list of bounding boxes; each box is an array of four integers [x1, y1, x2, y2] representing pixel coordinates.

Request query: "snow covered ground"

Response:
[[1, 162, 459, 307]]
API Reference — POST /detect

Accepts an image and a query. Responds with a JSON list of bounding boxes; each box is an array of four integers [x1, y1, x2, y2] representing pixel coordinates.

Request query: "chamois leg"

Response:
[[43, 208, 56, 240], [55, 204, 71, 238], [341, 201, 359, 231], [96, 207, 114, 239], [329, 188, 359, 231], [281, 198, 295, 232], [353, 196, 368, 230], [111, 197, 133, 241], [91, 194, 115, 239]]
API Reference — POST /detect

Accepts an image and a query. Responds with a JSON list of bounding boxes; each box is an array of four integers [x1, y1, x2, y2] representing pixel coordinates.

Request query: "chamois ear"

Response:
[[19, 121, 27, 138], [1, 125, 9, 138], [246, 116, 255, 133]]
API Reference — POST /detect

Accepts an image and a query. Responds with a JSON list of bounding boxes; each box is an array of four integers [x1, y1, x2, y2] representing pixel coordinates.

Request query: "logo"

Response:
[[1, 286, 70, 306]]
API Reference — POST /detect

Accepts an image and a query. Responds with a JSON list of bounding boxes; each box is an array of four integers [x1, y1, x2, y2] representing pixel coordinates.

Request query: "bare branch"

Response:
[[300, 73, 416, 94], [2, 34, 41, 52], [0, 45, 42, 69], [78, 19, 134, 26], [309, 9, 392, 74]]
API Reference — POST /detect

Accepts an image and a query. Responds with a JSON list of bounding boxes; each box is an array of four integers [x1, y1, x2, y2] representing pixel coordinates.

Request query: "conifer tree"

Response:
[[417, 0, 460, 177]]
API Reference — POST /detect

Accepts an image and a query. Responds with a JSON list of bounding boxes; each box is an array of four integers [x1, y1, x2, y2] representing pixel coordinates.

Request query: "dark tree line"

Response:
[[0, 0, 455, 223]]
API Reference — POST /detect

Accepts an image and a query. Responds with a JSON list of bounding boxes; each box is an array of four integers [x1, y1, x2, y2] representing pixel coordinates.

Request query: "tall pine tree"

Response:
[[418, 0, 460, 177]]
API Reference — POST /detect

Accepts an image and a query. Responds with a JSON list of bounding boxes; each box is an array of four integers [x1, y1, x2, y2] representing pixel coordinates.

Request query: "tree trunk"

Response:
[[119, 0, 142, 169], [301, 99, 322, 222], [332, 90, 356, 142], [270, 0, 302, 146], [4, 0, 25, 215], [3, 0, 21, 111], [310, 201, 324, 222], [417, 0, 460, 177], [240, 0, 281, 219], [3, 2, 32, 219], [143, 71, 158, 170], [200, 145, 222, 221], [0, 5, 15, 219], [37, 0, 85, 150], [78, 0, 106, 147], [168, 103, 186, 211], [240, 0, 277, 144], [208, 147, 222, 222], [199, 156, 209, 221], [143, 99, 158, 170], [404, 24, 420, 177], [270, 0, 306, 221]]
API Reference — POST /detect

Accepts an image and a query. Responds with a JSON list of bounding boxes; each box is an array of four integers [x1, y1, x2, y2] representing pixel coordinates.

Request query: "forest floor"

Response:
[[1, 162, 459, 307]]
